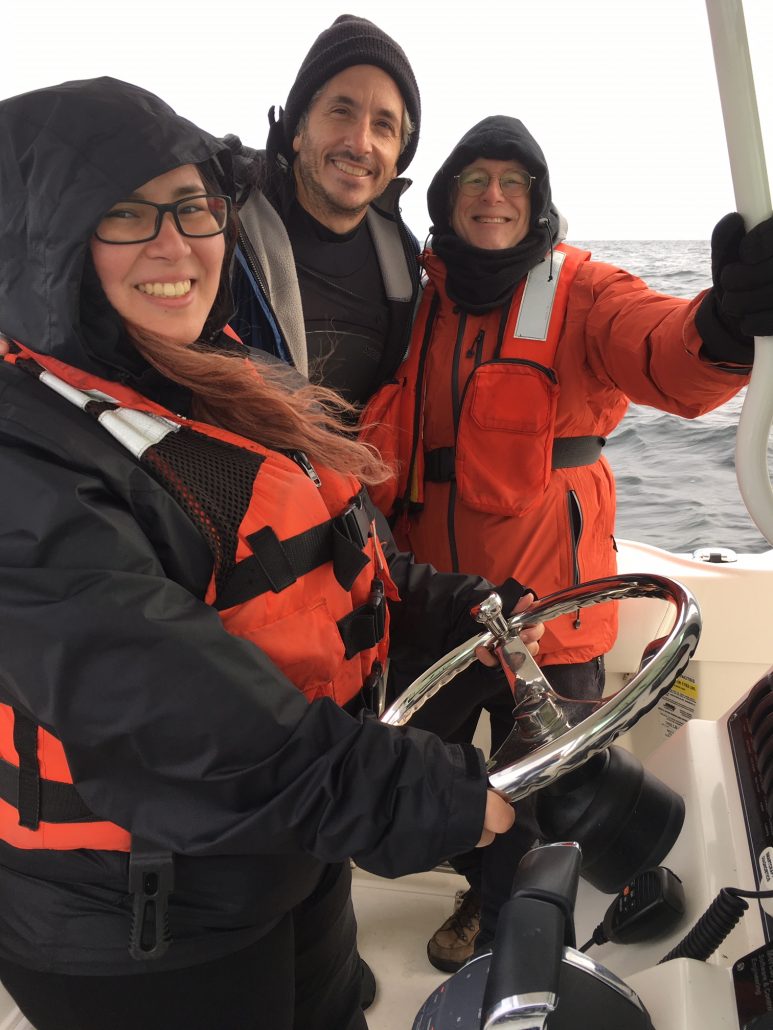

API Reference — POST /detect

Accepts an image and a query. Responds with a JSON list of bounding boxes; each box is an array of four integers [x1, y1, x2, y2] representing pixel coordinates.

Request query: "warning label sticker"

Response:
[[758, 849, 773, 920], [734, 942, 773, 1022], [656, 675, 698, 738], [760, 848, 773, 889]]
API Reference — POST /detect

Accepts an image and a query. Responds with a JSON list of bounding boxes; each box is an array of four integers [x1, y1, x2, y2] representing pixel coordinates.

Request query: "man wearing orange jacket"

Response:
[[360, 114, 773, 971]]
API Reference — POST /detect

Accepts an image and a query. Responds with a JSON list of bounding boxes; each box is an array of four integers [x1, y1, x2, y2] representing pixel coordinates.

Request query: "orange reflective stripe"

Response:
[[0, 708, 132, 851], [0, 797, 131, 851]]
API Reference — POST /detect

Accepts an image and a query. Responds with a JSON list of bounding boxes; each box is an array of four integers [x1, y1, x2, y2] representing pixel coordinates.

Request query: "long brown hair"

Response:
[[132, 331, 391, 485], [130, 160, 391, 485]]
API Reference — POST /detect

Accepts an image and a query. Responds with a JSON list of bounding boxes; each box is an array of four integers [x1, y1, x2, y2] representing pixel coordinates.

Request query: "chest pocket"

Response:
[[454, 359, 559, 516]]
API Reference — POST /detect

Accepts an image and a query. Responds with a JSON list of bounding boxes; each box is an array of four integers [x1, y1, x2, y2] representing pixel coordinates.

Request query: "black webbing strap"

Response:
[[214, 490, 373, 610], [424, 447, 456, 483], [2, 711, 97, 826], [12, 709, 40, 829], [551, 436, 606, 469], [336, 579, 386, 660], [424, 436, 606, 483]]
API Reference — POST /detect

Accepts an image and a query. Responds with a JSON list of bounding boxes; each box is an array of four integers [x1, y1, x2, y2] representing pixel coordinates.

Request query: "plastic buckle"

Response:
[[128, 842, 174, 961], [362, 659, 386, 717], [337, 494, 371, 550], [369, 578, 385, 640]]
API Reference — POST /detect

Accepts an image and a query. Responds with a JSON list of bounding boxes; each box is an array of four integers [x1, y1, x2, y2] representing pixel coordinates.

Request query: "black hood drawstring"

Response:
[[539, 216, 555, 281]]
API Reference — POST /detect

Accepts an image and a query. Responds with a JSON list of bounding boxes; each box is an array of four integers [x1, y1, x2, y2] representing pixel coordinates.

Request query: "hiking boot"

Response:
[[426, 888, 481, 973]]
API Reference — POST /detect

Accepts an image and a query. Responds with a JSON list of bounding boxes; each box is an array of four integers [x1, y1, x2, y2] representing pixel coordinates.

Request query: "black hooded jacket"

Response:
[[226, 122, 422, 401], [427, 115, 556, 236], [0, 78, 491, 974], [426, 115, 565, 314]]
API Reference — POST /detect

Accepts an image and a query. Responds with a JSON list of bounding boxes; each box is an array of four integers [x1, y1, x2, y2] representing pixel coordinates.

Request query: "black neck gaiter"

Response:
[[431, 225, 552, 315]]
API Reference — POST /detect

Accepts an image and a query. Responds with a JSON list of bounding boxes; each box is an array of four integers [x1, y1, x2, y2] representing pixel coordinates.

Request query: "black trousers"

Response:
[[407, 657, 605, 949], [0, 862, 367, 1030]]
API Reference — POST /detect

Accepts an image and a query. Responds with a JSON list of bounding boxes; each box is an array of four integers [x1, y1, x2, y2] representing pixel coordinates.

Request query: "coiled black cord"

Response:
[[660, 886, 773, 963]]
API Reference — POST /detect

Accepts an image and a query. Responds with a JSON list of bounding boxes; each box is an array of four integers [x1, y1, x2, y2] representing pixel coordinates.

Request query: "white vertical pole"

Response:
[[705, 0, 773, 545]]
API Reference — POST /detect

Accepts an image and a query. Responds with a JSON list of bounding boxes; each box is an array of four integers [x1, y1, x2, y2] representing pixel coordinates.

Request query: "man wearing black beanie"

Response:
[[221, 17, 423, 1013], [228, 14, 422, 408]]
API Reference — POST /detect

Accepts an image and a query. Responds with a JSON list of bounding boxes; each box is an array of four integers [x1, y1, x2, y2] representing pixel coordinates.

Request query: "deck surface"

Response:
[[352, 866, 467, 1029]]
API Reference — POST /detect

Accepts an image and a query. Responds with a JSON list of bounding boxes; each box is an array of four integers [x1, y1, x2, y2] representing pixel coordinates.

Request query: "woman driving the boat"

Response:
[[0, 80, 543, 1030], [360, 114, 773, 971]]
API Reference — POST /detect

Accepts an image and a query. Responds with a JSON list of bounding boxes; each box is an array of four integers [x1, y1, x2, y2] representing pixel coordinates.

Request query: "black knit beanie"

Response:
[[282, 14, 421, 173]]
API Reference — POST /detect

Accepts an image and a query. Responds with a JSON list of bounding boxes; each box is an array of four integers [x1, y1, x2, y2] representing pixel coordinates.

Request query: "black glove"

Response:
[[722, 212, 773, 336], [696, 212, 773, 367]]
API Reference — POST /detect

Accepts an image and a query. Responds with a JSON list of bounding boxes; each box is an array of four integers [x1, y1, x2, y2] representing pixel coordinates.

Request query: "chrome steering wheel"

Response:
[[381, 574, 701, 802]]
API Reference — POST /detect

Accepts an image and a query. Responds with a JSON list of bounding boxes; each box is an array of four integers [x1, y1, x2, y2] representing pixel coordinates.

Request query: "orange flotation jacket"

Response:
[[0, 345, 395, 865], [362, 243, 595, 519], [360, 243, 617, 665]]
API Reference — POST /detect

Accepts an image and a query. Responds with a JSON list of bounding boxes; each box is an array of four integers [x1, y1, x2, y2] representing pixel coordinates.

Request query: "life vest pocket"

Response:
[[455, 361, 559, 516]]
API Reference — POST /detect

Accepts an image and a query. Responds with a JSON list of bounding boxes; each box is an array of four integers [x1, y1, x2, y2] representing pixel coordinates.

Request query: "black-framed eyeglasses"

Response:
[[454, 169, 535, 198], [95, 194, 232, 245]]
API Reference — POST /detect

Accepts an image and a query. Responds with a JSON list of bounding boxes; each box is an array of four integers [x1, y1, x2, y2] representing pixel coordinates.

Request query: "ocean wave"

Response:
[[572, 241, 769, 553]]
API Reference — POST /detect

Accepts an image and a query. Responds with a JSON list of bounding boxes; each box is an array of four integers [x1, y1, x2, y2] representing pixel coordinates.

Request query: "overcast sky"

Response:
[[4, 0, 772, 239]]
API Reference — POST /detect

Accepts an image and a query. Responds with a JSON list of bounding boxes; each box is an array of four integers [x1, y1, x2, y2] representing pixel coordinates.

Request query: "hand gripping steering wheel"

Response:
[[381, 574, 701, 802]]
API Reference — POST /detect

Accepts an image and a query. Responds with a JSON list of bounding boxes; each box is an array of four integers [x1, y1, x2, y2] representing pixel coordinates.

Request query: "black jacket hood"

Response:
[[0, 77, 234, 381], [427, 115, 556, 236]]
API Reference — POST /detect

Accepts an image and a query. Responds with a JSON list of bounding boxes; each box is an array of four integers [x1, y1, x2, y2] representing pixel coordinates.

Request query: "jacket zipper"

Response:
[[567, 489, 583, 627], [289, 450, 321, 487], [402, 292, 440, 511], [456, 357, 558, 416], [237, 226, 269, 298], [447, 312, 469, 572], [466, 328, 484, 361]]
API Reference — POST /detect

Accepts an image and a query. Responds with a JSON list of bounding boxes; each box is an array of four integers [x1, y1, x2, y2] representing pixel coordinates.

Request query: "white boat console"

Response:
[[575, 672, 773, 1029]]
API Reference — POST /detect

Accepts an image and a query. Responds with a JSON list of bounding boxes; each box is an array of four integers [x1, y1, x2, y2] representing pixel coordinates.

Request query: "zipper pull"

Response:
[[289, 450, 321, 487], [466, 329, 485, 358]]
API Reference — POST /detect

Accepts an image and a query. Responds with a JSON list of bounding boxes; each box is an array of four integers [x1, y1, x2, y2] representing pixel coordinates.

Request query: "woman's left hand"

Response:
[[476, 591, 544, 667]]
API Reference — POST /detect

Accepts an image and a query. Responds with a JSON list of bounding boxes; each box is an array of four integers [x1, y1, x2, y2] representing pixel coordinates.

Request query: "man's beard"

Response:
[[295, 151, 374, 222]]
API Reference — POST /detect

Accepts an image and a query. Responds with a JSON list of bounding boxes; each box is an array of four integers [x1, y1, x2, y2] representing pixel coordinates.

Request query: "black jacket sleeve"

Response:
[[0, 378, 487, 878], [374, 509, 527, 666]]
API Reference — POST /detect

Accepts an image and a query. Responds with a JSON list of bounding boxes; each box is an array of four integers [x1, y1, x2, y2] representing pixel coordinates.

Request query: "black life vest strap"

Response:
[[424, 436, 607, 483], [12, 709, 40, 830], [214, 488, 373, 610], [2, 710, 98, 826], [551, 435, 606, 469], [336, 579, 386, 659], [424, 447, 456, 483]]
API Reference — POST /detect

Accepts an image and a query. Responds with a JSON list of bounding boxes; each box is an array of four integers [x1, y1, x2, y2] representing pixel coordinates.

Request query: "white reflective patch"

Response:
[[39, 371, 98, 409], [98, 408, 179, 459], [39, 371, 120, 408], [514, 249, 567, 341]]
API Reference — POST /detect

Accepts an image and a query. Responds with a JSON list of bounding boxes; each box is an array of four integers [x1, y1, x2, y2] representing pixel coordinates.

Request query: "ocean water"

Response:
[[569, 240, 771, 554]]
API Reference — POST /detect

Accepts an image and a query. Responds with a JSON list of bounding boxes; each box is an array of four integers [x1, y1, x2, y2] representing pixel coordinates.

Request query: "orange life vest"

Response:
[[361, 243, 594, 520], [0, 344, 396, 853]]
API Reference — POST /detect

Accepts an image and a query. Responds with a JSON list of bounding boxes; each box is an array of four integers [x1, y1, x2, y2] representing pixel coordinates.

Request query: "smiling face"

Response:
[[292, 64, 403, 234], [450, 158, 532, 250], [90, 165, 226, 346]]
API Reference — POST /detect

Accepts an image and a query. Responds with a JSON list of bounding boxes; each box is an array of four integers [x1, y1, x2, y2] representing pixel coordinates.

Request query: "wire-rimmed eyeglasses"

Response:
[[95, 194, 232, 245], [454, 169, 535, 198]]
